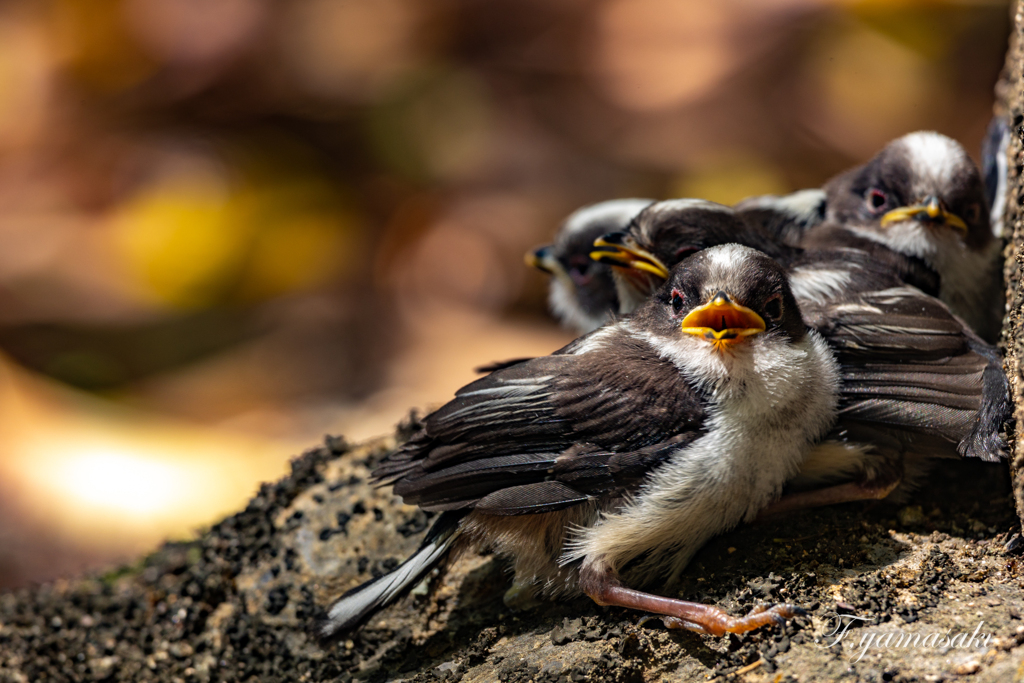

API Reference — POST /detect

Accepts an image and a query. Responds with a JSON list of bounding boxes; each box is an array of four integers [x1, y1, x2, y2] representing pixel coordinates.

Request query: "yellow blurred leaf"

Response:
[[112, 177, 249, 309], [672, 154, 790, 207], [799, 18, 940, 157], [847, 1, 960, 61], [241, 211, 350, 300]]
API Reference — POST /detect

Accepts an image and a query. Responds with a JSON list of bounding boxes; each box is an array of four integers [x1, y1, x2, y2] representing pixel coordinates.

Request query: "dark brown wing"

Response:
[[806, 285, 1006, 461], [376, 331, 708, 513], [798, 224, 941, 297]]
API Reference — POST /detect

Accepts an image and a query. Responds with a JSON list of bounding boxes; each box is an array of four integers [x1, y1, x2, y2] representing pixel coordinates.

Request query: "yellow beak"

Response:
[[589, 234, 670, 279], [680, 292, 765, 351], [879, 196, 968, 234]]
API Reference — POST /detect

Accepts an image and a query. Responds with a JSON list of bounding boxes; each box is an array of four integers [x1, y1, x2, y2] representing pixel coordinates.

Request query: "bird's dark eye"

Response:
[[671, 290, 684, 315], [763, 295, 782, 321], [866, 188, 888, 213], [964, 202, 981, 223]]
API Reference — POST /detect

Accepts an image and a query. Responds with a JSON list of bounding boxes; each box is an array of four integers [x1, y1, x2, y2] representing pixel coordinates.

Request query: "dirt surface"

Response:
[[1, 430, 1023, 683]]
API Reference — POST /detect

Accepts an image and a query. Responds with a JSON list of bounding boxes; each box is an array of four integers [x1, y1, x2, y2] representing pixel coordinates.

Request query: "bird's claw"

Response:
[[658, 603, 805, 636]]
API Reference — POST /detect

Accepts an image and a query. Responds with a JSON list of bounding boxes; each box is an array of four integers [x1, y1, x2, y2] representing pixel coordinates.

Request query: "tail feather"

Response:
[[316, 511, 463, 641]]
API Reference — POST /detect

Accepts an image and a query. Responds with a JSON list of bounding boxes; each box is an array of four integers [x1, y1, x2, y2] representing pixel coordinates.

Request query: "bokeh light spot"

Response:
[[243, 212, 349, 299], [799, 19, 940, 156], [280, 0, 419, 101], [594, 0, 734, 111], [51, 448, 189, 517]]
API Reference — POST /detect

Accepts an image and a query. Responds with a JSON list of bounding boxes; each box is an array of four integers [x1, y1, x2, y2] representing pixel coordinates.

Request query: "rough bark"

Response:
[[1003, 0, 1024, 549]]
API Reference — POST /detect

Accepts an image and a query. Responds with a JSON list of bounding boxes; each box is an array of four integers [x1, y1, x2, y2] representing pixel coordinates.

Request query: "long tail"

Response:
[[316, 511, 464, 641]]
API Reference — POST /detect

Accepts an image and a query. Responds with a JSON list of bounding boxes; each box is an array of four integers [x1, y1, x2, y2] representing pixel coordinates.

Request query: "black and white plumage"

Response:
[[734, 188, 827, 247], [982, 115, 1010, 239], [591, 199, 784, 315], [592, 199, 1008, 497], [320, 245, 839, 640], [319, 512, 461, 637], [530, 194, 824, 333], [804, 131, 1003, 341], [527, 199, 653, 334], [598, 198, 941, 314]]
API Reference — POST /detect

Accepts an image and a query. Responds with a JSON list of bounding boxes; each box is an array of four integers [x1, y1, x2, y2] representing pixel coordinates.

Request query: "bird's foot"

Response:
[[580, 564, 803, 638], [659, 603, 805, 636]]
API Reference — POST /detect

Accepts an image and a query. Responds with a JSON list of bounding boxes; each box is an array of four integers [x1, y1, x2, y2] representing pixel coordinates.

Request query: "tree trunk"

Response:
[[1001, 1, 1024, 542]]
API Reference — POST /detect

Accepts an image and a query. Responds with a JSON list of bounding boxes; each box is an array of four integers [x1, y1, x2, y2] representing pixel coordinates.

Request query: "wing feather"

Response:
[[807, 284, 1006, 460], [377, 330, 707, 513]]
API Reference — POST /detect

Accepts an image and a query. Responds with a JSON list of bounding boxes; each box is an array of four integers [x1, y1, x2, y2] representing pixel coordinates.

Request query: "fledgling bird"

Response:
[[593, 198, 940, 317], [526, 199, 653, 334], [592, 200, 788, 316], [591, 199, 1009, 508], [802, 131, 1003, 341], [319, 245, 840, 640], [528, 194, 826, 334]]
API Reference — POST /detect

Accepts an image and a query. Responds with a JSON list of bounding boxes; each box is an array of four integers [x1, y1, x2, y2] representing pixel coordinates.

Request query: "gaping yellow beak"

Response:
[[681, 291, 765, 351], [879, 196, 968, 234], [589, 233, 670, 279]]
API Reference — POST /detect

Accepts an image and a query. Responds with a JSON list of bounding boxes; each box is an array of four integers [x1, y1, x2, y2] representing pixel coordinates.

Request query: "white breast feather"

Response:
[[845, 220, 1001, 334], [562, 329, 839, 585]]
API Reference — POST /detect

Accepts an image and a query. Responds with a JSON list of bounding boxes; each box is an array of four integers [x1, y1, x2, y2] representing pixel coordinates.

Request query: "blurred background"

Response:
[[0, 0, 1010, 588]]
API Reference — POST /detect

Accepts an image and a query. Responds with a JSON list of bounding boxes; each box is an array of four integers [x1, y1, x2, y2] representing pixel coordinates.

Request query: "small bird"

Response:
[[526, 199, 653, 334], [591, 200, 787, 316], [319, 245, 840, 640], [548, 133, 1000, 339], [591, 199, 1009, 508], [802, 130, 1003, 341], [529, 194, 828, 333], [592, 198, 941, 312]]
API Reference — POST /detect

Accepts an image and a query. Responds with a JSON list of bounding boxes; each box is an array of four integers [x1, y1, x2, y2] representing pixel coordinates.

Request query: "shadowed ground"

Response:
[[1, 432, 1024, 682]]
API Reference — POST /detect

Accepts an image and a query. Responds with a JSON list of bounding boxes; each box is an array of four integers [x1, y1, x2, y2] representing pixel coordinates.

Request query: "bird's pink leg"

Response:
[[756, 477, 900, 521], [579, 565, 802, 637]]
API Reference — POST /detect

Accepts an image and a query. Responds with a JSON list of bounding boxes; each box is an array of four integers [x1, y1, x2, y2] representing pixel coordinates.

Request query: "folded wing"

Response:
[[804, 285, 1007, 462], [375, 332, 708, 514]]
